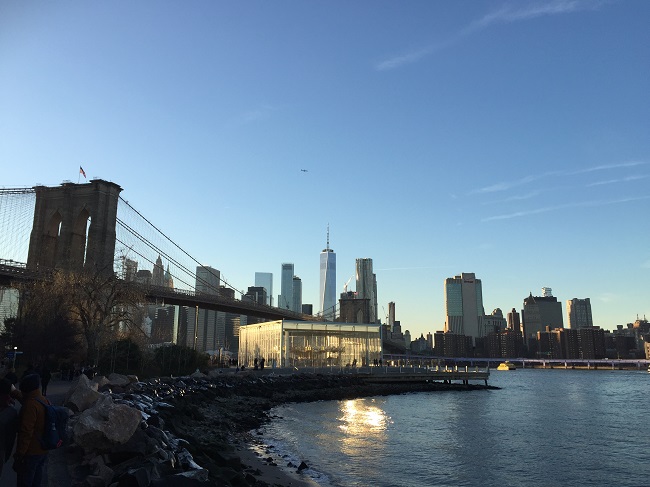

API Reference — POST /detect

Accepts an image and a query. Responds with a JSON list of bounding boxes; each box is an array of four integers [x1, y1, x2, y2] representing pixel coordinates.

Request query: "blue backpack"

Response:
[[34, 398, 68, 449]]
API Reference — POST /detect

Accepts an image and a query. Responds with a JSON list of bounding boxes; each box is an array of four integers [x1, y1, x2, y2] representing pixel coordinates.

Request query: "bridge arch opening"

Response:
[[41, 211, 62, 268], [70, 208, 91, 270]]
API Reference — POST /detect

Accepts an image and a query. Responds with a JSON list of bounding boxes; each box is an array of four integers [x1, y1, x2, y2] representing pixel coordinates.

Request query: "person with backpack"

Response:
[[13, 374, 48, 486]]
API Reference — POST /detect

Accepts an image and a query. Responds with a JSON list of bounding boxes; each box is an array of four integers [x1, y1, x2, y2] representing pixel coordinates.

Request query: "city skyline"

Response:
[[1, 1, 648, 338]]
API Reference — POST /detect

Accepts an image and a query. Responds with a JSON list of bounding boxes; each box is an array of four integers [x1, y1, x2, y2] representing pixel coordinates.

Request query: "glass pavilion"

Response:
[[239, 320, 382, 368]]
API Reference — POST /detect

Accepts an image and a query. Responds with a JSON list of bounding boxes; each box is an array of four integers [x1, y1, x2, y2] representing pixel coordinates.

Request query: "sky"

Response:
[[1, 0, 649, 337]]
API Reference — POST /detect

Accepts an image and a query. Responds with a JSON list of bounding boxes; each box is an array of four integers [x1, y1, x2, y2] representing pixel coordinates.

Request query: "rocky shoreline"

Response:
[[61, 370, 498, 486]]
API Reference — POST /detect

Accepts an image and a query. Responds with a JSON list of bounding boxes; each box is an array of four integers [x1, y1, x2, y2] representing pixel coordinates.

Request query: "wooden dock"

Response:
[[356, 366, 490, 386]]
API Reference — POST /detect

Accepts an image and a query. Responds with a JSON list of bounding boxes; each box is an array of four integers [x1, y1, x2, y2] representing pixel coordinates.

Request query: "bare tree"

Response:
[[62, 269, 147, 366], [14, 267, 146, 367]]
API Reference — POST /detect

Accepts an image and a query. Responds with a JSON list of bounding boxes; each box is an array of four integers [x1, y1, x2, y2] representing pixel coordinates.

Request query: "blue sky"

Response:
[[1, 1, 648, 337]]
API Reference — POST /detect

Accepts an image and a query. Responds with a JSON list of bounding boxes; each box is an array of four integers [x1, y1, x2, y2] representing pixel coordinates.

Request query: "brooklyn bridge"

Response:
[[0, 179, 310, 350]]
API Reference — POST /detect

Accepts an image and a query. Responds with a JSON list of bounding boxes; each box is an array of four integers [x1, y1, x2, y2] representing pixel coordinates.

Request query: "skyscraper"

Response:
[[196, 266, 220, 294], [522, 289, 564, 339], [254, 272, 273, 306], [189, 266, 221, 352], [292, 276, 302, 313], [356, 258, 377, 323], [444, 273, 485, 344], [152, 255, 164, 286], [279, 263, 294, 310], [507, 308, 521, 332], [388, 301, 396, 330], [567, 298, 593, 329], [319, 228, 336, 321], [164, 264, 174, 288]]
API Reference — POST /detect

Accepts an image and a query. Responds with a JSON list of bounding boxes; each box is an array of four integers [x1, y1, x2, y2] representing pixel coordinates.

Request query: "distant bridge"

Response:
[[382, 354, 650, 369]]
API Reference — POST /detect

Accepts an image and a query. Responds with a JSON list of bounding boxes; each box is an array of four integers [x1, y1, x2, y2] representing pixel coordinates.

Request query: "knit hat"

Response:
[[19, 373, 41, 393]]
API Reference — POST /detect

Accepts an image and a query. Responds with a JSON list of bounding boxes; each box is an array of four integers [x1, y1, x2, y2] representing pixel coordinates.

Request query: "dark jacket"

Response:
[[16, 389, 49, 456], [0, 404, 17, 462]]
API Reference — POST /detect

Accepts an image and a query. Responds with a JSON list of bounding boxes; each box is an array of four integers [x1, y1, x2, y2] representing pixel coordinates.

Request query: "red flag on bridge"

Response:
[[80, 166, 86, 178]]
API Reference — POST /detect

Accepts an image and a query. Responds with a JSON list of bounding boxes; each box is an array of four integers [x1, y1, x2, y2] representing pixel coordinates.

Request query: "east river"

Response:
[[256, 368, 650, 486]]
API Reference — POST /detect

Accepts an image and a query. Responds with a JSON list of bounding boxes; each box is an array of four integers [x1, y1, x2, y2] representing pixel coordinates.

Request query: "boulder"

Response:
[[174, 469, 209, 482], [65, 374, 102, 413], [107, 373, 131, 388], [73, 395, 143, 451], [117, 467, 151, 487], [93, 375, 111, 389], [93, 464, 115, 486]]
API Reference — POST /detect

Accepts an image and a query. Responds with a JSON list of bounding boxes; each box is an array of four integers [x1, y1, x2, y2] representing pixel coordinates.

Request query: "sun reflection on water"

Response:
[[337, 399, 391, 456]]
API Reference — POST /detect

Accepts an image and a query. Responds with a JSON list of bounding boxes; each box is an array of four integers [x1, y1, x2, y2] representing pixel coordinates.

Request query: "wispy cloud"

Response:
[[596, 292, 618, 304], [481, 190, 542, 205], [482, 195, 650, 221], [233, 104, 276, 125], [473, 173, 557, 194], [463, 0, 602, 34], [376, 45, 441, 72], [586, 174, 649, 187], [375, 0, 602, 71], [474, 160, 648, 194], [568, 160, 649, 175]]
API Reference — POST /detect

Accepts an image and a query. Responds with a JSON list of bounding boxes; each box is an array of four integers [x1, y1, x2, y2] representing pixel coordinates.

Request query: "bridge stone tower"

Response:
[[27, 180, 122, 274]]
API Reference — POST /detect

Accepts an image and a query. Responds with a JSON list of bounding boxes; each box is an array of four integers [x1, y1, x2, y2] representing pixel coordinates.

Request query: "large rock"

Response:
[[107, 373, 131, 388], [92, 375, 110, 390], [65, 374, 102, 413], [73, 395, 143, 451]]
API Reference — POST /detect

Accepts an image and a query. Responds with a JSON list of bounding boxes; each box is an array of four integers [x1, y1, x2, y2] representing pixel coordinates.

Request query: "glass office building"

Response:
[[239, 320, 382, 368], [320, 228, 336, 321]]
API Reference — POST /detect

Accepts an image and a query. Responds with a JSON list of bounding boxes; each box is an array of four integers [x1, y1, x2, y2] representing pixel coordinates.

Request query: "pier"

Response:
[[357, 365, 490, 386]]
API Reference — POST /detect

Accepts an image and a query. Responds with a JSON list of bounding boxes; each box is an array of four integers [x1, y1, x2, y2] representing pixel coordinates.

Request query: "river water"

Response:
[[255, 368, 650, 486]]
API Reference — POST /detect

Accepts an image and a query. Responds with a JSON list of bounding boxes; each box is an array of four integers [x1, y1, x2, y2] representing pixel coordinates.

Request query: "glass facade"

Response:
[[445, 282, 463, 316], [320, 249, 336, 321], [254, 272, 273, 306], [239, 320, 382, 368], [279, 263, 294, 310]]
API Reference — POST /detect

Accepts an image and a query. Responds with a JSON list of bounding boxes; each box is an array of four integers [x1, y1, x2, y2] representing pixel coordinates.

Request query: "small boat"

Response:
[[497, 361, 517, 371]]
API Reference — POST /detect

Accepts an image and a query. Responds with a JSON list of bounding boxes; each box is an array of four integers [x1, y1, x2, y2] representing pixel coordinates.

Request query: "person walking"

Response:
[[38, 366, 51, 397], [0, 378, 17, 476], [13, 374, 49, 487]]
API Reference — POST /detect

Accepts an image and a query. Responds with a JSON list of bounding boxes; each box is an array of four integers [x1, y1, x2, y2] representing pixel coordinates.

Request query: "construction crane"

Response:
[[343, 275, 354, 293]]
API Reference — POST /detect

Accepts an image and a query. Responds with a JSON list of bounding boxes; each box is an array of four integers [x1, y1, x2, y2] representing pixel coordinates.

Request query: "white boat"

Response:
[[497, 361, 517, 371]]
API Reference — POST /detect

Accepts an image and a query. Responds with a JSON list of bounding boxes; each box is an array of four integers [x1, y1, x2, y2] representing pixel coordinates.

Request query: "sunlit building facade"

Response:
[[522, 291, 564, 339], [254, 272, 273, 306], [239, 320, 382, 368], [444, 273, 485, 344], [567, 298, 593, 329], [292, 276, 302, 313], [319, 231, 336, 321], [356, 258, 377, 323], [279, 263, 294, 310]]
